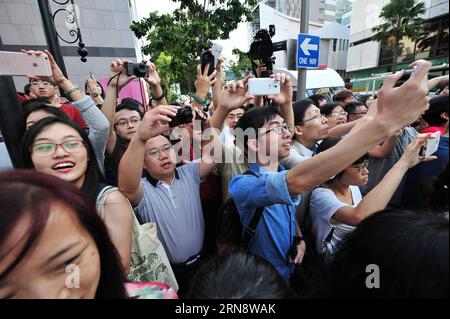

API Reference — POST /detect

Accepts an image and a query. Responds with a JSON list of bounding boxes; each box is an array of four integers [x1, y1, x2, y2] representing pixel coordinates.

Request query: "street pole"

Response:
[[36, 0, 68, 78], [0, 35, 25, 168], [297, 0, 309, 101]]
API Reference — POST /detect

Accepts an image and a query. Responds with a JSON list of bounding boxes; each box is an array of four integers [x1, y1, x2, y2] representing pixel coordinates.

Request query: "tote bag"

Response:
[[96, 186, 179, 291]]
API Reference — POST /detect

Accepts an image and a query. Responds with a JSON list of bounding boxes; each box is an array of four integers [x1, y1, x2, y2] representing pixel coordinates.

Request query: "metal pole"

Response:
[[0, 36, 26, 168], [297, 0, 309, 101], [36, 0, 68, 78]]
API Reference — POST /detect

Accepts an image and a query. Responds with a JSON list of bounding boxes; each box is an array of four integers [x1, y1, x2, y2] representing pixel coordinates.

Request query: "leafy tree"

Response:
[[372, 0, 425, 72], [227, 48, 252, 80], [131, 0, 257, 94]]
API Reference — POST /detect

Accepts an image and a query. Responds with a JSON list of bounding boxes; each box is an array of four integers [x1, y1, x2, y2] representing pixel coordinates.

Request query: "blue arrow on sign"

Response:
[[297, 33, 321, 68]]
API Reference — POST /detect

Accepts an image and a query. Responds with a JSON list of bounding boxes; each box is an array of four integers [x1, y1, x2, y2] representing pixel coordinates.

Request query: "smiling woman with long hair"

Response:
[[20, 117, 133, 274]]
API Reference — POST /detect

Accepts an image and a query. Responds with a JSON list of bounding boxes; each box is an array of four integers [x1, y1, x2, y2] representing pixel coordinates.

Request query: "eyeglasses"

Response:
[[30, 80, 53, 87], [114, 117, 141, 128], [261, 124, 293, 135], [329, 111, 348, 119], [298, 114, 326, 125], [146, 144, 172, 157], [353, 160, 369, 173], [31, 139, 85, 156]]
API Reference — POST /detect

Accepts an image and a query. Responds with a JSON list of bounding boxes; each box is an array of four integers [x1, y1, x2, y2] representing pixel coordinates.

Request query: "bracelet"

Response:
[[64, 85, 80, 96], [152, 93, 165, 101], [192, 94, 208, 105]]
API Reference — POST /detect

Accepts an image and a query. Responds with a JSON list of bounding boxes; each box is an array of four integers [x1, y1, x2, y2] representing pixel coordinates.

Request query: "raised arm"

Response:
[[210, 75, 253, 131], [144, 62, 167, 106], [103, 60, 136, 155], [118, 105, 177, 206], [333, 134, 436, 226], [268, 73, 294, 132], [286, 60, 432, 195]]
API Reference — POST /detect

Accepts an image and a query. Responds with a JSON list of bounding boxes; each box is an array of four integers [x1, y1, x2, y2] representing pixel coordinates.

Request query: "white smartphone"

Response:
[[247, 78, 281, 96], [420, 131, 441, 158], [211, 43, 223, 68], [0, 51, 52, 77]]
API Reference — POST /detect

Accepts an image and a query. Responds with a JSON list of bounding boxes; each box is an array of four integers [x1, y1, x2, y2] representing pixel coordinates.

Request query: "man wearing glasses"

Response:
[[281, 99, 329, 169], [345, 101, 368, 122], [229, 60, 434, 284], [104, 102, 143, 186]]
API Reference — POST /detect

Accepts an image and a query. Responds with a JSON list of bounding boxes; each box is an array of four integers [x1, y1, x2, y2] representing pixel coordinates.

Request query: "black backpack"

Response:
[[216, 170, 265, 253], [293, 188, 334, 295]]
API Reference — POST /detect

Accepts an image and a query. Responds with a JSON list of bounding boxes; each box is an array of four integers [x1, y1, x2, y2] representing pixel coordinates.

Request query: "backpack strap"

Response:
[[241, 170, 265, 248]]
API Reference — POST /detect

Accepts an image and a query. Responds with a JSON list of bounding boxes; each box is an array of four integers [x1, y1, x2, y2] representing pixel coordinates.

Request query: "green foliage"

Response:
[[371, 0, 425, 70], [227, 48, 252, 80], [131, 0, 257, 93]]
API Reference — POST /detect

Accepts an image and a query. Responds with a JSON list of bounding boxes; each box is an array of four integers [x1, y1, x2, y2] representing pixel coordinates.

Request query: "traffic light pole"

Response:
[[297, 0, 309, 101]]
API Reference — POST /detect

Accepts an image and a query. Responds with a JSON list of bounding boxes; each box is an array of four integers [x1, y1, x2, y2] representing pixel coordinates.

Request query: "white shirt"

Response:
[[310, 185, 362, 255], [220, 125, 236, 149]]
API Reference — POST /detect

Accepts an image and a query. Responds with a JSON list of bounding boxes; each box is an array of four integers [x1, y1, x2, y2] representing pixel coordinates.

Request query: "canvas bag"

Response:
[[96, 186, 179, 291]]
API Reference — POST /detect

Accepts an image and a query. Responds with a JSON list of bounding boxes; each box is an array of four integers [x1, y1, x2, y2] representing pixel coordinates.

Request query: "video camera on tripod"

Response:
[[248, 25, 287, 78]]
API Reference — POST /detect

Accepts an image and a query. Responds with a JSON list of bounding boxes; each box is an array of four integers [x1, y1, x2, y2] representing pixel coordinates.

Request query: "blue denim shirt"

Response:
[[229, 163, 301, 282]]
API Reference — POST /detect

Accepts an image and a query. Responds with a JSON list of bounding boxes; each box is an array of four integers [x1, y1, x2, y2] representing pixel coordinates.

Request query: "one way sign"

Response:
[[297, 33, 320, 68]]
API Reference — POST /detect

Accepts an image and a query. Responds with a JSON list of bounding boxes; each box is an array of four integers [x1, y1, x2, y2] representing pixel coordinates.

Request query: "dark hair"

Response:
[[320, 102, 343, 117], [309, 94, 327, 107], [21, 97, 51, 108], [0, 170, 127, 298], [116, 102, 144, 119], [235, 107, 281, 158], [23, 103, 70, 124], [333, 90, 353, 103], [84, 80, 105, 99], [121, 97, 143, 108], [358, 94, 374, 107], [315, 137, 369, 181], [344, 101, 365, 115], [419, 163, 449, 214], [313, 209, 449, 298], [422, 95, 449, 127], [188, 249, 292, 299], [293, 99, 315, 125], [20, 117, 104, 202], [24, 84, 31, 96]]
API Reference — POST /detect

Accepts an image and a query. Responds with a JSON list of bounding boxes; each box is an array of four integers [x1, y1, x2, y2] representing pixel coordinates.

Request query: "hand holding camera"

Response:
[[144, 62, 162, 88], [108, 59, 136, 91], [136, 105, 178, 142]]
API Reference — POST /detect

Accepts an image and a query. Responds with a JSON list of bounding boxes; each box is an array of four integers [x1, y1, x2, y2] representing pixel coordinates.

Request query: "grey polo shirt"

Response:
[[134, 162, 204, 264]]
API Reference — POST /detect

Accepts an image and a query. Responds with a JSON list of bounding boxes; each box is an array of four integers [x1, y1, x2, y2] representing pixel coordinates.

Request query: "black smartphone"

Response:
[[201, 51, 215, 76]]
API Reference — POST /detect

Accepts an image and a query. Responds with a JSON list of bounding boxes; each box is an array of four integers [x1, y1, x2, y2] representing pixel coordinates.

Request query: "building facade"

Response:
[[347, 0, 449, 90], [0, 0, 140, 90]]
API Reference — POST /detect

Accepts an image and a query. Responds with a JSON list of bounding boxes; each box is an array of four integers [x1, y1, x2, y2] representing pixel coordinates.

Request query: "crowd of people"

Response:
[[0, 48, 448, 299]]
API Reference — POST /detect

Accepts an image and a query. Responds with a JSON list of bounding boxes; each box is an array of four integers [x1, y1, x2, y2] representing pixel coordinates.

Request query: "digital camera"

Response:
[[126, 61, 148, 78], [169, 108, 193, 127]]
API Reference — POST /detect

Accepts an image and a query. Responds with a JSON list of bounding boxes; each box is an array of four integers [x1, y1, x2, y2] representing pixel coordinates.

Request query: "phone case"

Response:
[[424, 131, 441, 157], [211, 43, 223, 68], [0, 51, 52, 77]]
